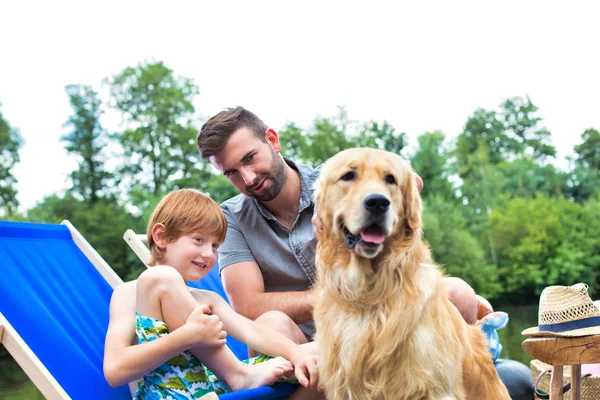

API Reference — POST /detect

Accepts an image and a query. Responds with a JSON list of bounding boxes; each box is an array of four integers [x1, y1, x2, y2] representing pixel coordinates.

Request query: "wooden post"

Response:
[[550, 365, 564, 400], [570, 364, 582, 400]]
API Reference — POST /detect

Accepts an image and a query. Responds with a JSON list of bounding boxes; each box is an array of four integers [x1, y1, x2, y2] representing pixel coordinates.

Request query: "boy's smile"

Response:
[[162, 233, 220, 282]]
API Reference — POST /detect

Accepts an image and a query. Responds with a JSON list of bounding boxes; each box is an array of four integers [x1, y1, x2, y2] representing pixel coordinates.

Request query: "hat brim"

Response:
[[522, 325, 600, 337]]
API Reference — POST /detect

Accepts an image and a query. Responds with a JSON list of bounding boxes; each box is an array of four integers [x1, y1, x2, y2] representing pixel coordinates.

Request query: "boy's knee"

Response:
[[445, 277, 478, 324], [254, 310, 294, 328], [254, 311, 307, 344], [137, 266, 183, 295]]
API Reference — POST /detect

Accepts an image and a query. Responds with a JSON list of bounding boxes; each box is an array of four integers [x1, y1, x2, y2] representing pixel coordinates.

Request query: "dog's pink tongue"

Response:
[[360, 230, 385, 244]]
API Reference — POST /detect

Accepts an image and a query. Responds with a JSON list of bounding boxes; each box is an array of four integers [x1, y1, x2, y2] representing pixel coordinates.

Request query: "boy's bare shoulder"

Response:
[[111, 280, 137, 300]]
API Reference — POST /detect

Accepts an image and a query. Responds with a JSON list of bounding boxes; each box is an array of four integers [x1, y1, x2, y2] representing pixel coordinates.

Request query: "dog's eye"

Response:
[[385, 174, 396, 185], [340, 171, 356, 181]]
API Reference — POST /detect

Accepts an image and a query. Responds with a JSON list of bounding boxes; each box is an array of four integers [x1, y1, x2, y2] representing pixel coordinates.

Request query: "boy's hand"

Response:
[[293, 354, 320, 390], [184, 304, 227, 347]]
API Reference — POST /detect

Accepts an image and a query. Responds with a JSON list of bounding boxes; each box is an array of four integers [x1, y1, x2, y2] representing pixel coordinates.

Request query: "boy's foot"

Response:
[[228, 357, 293, 391]]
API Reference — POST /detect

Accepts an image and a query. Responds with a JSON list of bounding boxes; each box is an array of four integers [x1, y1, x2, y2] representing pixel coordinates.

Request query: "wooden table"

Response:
[[522, 335, 600, 400]]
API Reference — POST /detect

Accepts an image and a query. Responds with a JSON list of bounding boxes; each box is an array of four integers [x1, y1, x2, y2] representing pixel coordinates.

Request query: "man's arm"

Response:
[[221, 261, 313, 324]]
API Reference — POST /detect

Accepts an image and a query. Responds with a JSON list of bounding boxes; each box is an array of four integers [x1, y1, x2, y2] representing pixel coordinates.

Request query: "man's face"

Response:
[[210, 126, 287, 202]]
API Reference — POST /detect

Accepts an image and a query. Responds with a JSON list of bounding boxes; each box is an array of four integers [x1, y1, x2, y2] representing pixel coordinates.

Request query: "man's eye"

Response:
[[340, 171, 356, 181]]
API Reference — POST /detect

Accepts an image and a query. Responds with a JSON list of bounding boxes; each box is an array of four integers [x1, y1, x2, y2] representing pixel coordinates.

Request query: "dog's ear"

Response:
[[404, 171, 422, 231], [312, 178, 326, 235]]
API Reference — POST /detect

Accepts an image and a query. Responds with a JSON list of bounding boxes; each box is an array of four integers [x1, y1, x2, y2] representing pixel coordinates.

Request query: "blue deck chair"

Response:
[[123, 230, 297, 399], [0, 220, 296, 400], [0, 220, 131, 400]]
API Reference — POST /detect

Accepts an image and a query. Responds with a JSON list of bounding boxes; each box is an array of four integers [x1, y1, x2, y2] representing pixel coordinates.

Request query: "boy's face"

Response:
[[162, 231, 220, 282], [210, 126, 287, 202]]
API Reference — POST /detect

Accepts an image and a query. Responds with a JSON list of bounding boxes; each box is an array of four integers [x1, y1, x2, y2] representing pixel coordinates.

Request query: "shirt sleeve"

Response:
[[218, 206, 256, 274]]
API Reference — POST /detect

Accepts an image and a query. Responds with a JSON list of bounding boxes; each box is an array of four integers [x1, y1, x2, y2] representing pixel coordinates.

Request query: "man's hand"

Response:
[[183, 304, 227, 348]]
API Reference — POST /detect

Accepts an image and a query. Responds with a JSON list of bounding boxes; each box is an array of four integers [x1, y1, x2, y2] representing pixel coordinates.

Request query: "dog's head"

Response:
[[314, 148, 422, 260]]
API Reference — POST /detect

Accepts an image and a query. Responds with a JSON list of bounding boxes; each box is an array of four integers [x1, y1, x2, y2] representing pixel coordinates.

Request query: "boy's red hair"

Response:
[[147, 189, 227, 266]]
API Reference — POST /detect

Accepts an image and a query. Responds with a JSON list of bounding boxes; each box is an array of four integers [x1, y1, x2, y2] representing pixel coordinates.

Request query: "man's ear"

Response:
[[265, 128, 281, 153], [151, 223, 168, 249], [404, 171, 422, 231]]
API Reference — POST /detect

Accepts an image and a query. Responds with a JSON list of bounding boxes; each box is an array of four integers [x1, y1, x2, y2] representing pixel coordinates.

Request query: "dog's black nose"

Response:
[[364, 194, 390, 214]]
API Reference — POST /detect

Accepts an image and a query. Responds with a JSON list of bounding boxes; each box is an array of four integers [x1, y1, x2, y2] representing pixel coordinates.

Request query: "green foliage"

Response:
[[25, 193, 145, 280], [0, 102, 24, 216], [61, 84, 113, 202], [497, 157, 567, 199], [106, 60, 201, 196], [279, 107, 406, 166], [410, 132, 457, 202], [422, 196, 501, 299], [575, 128, 600, 170], [489, 194, 600, 300], [500, 96, 556, 159]]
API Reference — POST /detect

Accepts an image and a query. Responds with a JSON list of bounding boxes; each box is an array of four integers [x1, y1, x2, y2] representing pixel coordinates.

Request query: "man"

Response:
[[197, 106, 533, 400]]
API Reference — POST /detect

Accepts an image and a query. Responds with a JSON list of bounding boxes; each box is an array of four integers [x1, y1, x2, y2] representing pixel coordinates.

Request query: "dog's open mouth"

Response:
[[343, 224, 387, 250]]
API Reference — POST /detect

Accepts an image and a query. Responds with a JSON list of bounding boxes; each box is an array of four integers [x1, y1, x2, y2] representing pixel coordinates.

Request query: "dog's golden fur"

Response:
[[312, 148, 510, 400]]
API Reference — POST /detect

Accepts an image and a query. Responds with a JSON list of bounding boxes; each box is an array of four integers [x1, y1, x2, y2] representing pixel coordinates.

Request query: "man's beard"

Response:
[[246, 149, 287, 202]]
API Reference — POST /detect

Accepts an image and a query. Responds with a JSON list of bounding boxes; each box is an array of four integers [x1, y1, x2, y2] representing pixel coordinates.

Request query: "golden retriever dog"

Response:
[[312, 148, 510, 400]]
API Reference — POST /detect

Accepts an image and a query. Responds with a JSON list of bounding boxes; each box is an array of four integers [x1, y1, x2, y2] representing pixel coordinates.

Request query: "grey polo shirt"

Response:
[[218, 160, 322, 338]]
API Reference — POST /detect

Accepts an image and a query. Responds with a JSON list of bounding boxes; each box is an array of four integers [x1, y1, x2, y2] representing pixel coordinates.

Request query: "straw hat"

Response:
[[522, 283, 600, 337]]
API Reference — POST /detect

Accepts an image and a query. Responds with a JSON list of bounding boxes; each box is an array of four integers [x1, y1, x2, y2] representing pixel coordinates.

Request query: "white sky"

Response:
[[1, 1, 599, 212]]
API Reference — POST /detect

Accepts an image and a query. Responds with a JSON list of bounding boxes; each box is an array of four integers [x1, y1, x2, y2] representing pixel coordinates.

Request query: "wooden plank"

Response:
[[61, 220, 124, 289], [0, 314, 69, 399], [550, 365, 564, 400], [123, 229, 152, 267], [522, 335, 600, 365]]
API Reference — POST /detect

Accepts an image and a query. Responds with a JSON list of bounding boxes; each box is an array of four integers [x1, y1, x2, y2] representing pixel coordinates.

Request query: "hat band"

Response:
[[539, 316, 600, 333]]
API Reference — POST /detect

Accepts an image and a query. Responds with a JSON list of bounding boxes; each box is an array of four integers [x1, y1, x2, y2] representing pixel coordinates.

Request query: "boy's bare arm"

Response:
[[103, 280, 224, 388], [221, 261, 313, 323], [209, 294, 319, 389]]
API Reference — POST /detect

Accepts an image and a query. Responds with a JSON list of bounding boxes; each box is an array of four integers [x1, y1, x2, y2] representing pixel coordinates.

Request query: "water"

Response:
[[496, 304, 538, 365]]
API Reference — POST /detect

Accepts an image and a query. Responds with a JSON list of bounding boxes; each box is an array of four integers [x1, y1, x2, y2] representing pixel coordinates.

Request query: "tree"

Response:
[[574, 128, 600, 170], [497, 157, 567, 199], [500, 96, 556, 159], [279, 107, 355, 165], [26, 193, 143, 280], [489, 194, 600, 300], [279, 107, 404, 166], [61, 84, 112, 203], [422, 196, 501, 300], [410, 131, 456, 202], [355, 120, 407, 155], [0, 102, 24, 216], [106, 60, 201, 197]]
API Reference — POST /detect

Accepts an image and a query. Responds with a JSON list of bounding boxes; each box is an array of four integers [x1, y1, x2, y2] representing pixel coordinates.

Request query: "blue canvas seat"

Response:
[[0, 221, 295, 400], [0, 220, 131, 400]]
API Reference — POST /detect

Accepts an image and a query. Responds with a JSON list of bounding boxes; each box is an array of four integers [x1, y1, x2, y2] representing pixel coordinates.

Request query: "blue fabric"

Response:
[[0, 221, 295, 400], [480, 312, 509, 362], [0, 221, 131, 399], [539, 315, 600, 333], [187, 267, 248, 362]]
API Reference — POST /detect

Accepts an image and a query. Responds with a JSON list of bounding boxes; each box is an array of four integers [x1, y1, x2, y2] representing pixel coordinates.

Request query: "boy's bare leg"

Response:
[[136, 268, 292, 391]]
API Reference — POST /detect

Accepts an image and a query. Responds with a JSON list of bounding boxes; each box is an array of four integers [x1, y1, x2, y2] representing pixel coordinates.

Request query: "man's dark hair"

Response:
[[197, 106, 269, 159]]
